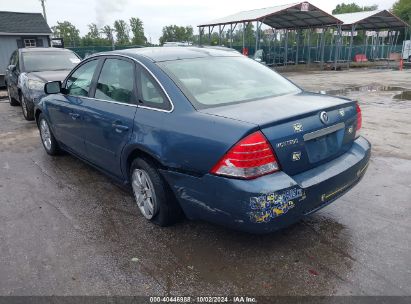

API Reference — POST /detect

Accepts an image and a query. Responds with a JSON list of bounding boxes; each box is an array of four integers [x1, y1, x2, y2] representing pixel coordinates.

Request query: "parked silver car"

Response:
[[5, 47, 80, 120]]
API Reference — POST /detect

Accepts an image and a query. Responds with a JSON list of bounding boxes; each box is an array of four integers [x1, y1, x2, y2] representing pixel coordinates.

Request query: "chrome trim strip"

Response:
[[303, 122, 345, 141], [65, 94, 138, 107], [64, 53, 175, 113]]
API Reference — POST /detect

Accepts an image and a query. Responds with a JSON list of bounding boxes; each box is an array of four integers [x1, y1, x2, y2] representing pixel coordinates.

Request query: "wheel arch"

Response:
[[34, 108, 42, 126], [123, 145, 166, 183]]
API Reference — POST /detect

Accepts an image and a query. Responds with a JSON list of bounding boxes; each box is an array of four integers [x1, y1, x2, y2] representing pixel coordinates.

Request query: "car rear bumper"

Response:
[[160, 136, 371, 233]]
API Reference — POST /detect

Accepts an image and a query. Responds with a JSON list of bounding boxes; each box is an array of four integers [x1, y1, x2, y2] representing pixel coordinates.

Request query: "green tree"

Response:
[[51, 21, 81, 47], [392, 0, 411, 26], [114, 19, 130, 45], [81, 23, 110, 46], [101, 25, 114, 42], [243, 23, 255, 47], [130, 17, 147, 45], [332, 3, 378, 14], [86, 23, 100, 40], [159, 25, 194, 45]]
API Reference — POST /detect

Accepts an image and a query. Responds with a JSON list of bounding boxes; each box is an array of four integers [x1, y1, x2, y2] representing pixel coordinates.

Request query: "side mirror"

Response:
[[8, 65, 16, 72], [44, 81, 62, 94]]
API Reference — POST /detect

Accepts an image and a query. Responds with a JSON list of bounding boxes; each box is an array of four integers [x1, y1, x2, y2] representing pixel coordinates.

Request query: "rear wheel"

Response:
[[7, 86, 19, 106], [130, 157, 183, 226], [21, 94, 34, 121], [38, 114, 60, 155]]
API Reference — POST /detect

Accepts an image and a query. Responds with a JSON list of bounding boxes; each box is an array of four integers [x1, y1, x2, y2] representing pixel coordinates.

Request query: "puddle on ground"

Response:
[[393, 91, 411, 101], [323, 85, 411, 101]]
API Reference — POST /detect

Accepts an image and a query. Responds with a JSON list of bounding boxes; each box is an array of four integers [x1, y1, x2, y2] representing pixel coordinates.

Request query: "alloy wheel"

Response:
[[39, 119, 52, 151], [21, 96, 28, 118], [7, 87, 12, 103], [131, 169, 158, 219]]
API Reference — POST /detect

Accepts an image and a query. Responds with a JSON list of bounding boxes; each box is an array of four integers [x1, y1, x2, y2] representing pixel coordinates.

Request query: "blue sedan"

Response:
[[35, 47, 371, 233]]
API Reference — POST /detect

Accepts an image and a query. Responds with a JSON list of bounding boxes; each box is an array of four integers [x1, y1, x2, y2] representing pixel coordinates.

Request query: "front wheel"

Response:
[[38, 114, 60, 155], [7, 86, 19, 106], [130, 157, 184, 226], [21, 94, 34, 121]]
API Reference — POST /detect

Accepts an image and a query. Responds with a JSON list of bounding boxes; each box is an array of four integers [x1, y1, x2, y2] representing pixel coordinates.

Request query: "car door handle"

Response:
[[69, 113, 80, 120], [112, 122, 129, 133]]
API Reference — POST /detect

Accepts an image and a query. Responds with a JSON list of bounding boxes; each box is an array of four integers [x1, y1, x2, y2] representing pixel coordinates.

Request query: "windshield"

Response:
[[159, 56, 300, 109], [22, 51, 80, 72]]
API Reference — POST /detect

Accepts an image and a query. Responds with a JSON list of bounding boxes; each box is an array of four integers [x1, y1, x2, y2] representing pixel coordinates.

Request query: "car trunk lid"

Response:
[[199, 92, 358, 176]]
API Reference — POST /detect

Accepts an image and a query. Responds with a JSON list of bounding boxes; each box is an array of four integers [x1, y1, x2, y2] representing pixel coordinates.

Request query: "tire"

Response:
[[130, 157, 184, 226], [38, 113, 60, 155], [21, 94, 35, 121], [7, 86, 19, 106]]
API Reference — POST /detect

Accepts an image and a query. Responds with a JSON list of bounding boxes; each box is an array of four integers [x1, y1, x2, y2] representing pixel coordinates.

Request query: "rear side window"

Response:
[[160, 56, 300, 109], [138, 68, 170, 110], [66, 60, 99, 97], [94, 58, 135, 104]]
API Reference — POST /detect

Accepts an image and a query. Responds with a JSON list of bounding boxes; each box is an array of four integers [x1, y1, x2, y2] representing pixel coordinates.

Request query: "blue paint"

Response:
[[35, 47, 371, 233]]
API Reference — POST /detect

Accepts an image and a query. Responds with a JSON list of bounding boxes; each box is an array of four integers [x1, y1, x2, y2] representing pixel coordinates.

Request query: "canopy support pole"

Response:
[[306, 28, 311, 65], [255, 20, 259, 56], [320, 27, 326, 69], [285, 30, 289, 66], [230, 24, 233, 48], [242, 22, 245, 53], [334, 25, 342, 70], [295, 29, 300, 65], [347, 24, 356, 69]]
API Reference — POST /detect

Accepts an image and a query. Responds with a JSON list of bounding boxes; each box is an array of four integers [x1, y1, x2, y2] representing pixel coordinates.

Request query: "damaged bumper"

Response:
[[160, 137, 371, 233]]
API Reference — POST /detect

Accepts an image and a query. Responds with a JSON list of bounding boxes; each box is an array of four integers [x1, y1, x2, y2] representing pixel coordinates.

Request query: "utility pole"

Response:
[[40, 0, 47, 23]]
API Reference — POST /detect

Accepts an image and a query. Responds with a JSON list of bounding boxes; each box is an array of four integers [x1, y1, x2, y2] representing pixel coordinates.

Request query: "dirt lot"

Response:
[[0, 69, 410, 296]]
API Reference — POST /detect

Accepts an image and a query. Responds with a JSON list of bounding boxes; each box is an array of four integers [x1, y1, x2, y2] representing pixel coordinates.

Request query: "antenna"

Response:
[[40, 0, 47, 23]]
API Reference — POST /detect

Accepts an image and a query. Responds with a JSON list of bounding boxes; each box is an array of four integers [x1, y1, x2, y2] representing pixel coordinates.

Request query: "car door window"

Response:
[[139, 69, 170, 110], [94, 58, 135, 103], [66, 60, 99, 97]]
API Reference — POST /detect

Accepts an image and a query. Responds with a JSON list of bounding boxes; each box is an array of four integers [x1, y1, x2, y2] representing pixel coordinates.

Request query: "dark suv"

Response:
[[5, 47, 80, 120]]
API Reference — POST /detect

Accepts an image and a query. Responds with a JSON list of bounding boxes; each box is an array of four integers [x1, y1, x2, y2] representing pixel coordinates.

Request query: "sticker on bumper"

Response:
[[249, 188, 305, 223]]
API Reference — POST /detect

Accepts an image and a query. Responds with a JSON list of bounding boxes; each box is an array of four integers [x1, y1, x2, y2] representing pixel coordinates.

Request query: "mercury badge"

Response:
[[319, 111, 329, 124], [339, 108, 345, 117], [293, 123, 303, 133]]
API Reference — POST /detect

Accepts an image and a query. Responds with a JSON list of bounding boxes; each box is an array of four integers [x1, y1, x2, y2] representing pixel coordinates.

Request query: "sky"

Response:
[[1, 0, 397, 43]]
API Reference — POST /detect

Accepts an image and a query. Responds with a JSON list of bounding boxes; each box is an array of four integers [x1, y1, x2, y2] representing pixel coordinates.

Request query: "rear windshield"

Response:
[[159, 56, 300, 109], [22, 51, 80, 72]]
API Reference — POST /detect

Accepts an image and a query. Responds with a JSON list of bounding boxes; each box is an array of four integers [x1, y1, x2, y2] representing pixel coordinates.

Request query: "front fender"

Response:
[[33, 96, 52, 129]]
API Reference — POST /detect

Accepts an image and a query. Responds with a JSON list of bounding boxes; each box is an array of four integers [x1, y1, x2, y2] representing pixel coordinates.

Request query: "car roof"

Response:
[[100, 46, 242, 62], [19, 47, 74, 53]]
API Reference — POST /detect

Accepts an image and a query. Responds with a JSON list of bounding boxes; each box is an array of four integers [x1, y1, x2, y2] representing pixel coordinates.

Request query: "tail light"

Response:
[[355, 102, 362, 138], [210, 131, 279, 179], [356, 103, 362, 131]]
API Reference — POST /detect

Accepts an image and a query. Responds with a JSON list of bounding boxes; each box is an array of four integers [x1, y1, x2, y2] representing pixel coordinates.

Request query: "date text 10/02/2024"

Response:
[[149, 296, 257, 303]]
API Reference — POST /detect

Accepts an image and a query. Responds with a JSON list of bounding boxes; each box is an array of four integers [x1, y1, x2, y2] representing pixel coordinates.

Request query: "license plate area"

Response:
[[303, 123, 345, 163], [305, 133, 340, 163]]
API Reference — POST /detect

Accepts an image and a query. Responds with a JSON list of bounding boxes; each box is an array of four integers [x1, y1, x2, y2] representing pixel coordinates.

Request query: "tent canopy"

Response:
[[198, 2, 342, 29], [334, 10, 409, 30]]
